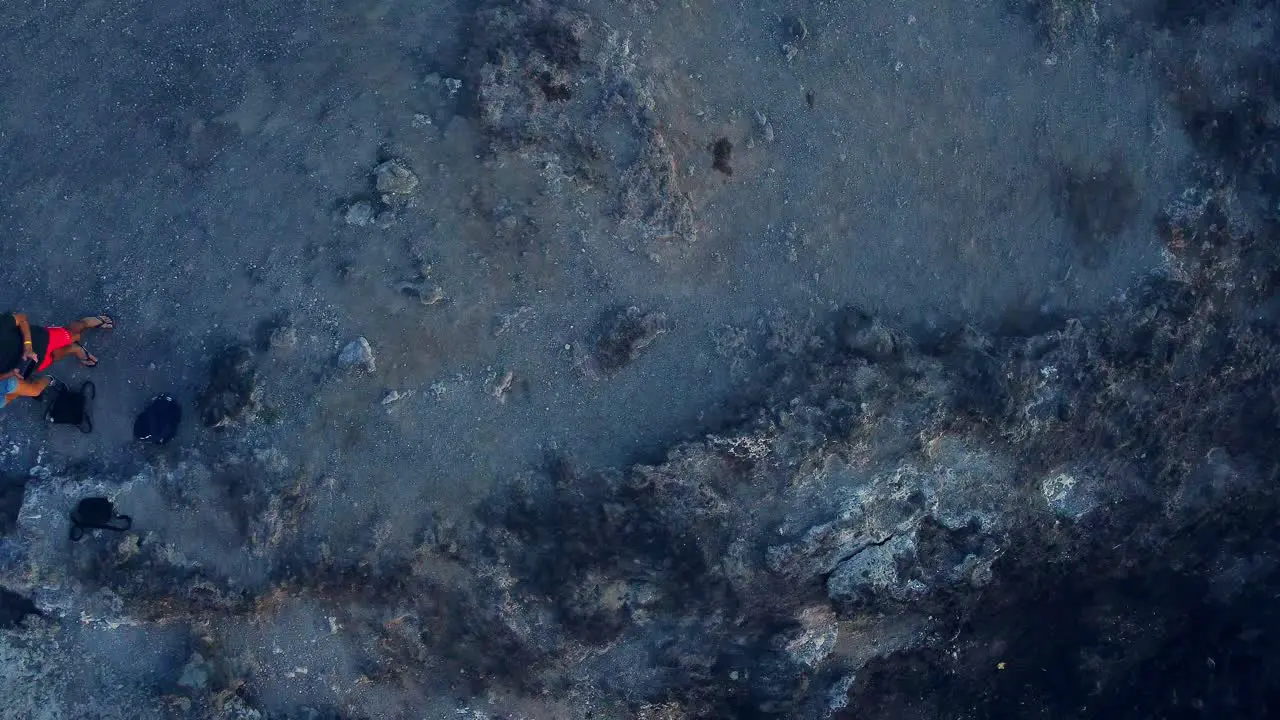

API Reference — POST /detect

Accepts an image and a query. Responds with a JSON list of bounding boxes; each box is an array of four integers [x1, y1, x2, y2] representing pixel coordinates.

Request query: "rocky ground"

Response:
[[1, 0, 1279, 718]]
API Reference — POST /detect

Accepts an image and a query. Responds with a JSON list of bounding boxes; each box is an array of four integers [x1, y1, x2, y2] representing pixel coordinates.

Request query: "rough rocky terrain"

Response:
[[2, 0, 1280, 718]]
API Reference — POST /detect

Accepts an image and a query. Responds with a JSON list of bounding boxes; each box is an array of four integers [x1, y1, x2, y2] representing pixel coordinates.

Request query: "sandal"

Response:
[[84, 314, 115, 331], [79, 350, 99, 368]]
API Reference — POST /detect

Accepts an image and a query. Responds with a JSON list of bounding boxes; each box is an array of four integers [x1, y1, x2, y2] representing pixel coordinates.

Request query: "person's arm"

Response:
[[11, 314, 36, 362]]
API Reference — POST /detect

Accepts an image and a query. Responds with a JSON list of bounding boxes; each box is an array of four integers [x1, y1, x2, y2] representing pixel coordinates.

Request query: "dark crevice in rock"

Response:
[[0, 587, 38, 629], [0, 476, 26, 536]]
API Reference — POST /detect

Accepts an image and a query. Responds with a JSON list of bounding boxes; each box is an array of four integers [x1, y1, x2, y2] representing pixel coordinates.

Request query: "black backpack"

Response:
[[69, 497, 131, 541], [134, 394, 181, 444], [45, 381, 94, 434]]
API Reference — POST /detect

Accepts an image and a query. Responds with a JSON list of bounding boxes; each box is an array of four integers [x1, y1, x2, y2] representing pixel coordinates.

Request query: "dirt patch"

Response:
[[711, 138, 733, 176], [197, 345, 260, 429], [592, 306, 669, 375], [1056, 162, 1139, 267], [1150, 0, 1250, 28]]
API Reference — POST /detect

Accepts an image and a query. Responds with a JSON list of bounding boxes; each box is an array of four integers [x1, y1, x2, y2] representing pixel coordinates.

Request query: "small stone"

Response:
[[268, 326, 298, 352], [490, 369, 514, 403], [117, 533, 141, 559], [444, 77, 463, 96], [338, 337, 376, 373], [754, 110, 775, 143], [780, 605, 839, 667], [380, 389, 414, 406], [374, 159, 419, 196], [412, 113, 433, 128], [343, 200, 375, 227], [396, 281, 445, 306]]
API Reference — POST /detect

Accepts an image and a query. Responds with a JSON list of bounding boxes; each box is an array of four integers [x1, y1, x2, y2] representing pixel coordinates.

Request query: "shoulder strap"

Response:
[[79, 381, 95, 433]]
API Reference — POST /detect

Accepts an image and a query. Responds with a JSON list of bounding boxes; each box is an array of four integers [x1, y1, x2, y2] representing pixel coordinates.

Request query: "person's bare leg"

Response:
[[9, 376, 51, 400], [68, 343, 96, 367], [66, 314, 114, 339], [49, 343, 96, 367]]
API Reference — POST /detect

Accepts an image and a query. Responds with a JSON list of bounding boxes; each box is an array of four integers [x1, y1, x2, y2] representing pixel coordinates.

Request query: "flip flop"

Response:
[[85, 314, 115, 330], [79, 351, 99, 368]]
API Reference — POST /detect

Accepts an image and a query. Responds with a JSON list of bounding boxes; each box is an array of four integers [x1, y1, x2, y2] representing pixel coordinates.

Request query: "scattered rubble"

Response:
[[340, 157, 419, 229], [472, 0, 696, 244]]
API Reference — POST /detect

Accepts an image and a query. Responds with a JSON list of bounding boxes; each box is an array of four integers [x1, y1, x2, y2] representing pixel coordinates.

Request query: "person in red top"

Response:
[[0, 313, 113, 408]]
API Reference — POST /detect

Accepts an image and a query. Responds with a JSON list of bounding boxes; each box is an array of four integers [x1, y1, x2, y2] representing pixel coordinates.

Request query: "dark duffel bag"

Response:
[[134, 393, 181, 444], [45, 381, 94, 434]]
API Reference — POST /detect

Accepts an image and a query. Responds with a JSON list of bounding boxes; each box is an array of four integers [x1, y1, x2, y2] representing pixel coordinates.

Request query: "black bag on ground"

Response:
[[69, 496, 131, 541], [134, 394, 181, 444], [45, 381, 94, 434]]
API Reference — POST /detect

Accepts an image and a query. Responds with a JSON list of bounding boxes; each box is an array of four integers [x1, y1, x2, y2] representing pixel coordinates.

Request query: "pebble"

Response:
[[380, 389, 414, 406], [373, 159, 419, 195], [338, 337, 376, 373], [489, 369, 514, 403], [269, 326, 298, 352], [343, 200, 375, 227]]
